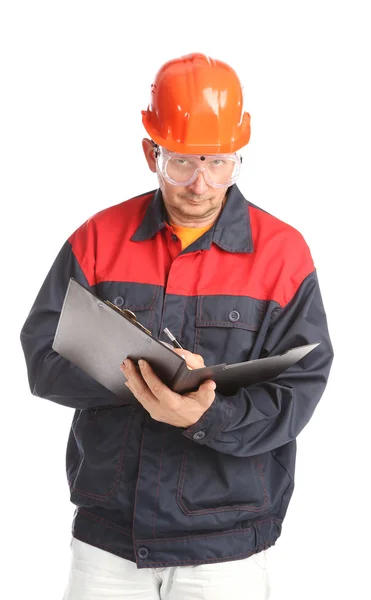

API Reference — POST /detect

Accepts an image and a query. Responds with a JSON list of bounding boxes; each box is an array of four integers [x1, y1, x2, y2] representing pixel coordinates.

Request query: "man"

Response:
[[20, 53, 333, 599]]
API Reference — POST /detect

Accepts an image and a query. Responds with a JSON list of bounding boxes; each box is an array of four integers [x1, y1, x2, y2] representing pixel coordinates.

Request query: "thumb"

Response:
[[199, 379, 216, 393]]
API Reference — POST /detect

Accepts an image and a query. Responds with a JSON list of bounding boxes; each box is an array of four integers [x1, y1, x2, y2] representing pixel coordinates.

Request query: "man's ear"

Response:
[[142, 138, 157, 173]]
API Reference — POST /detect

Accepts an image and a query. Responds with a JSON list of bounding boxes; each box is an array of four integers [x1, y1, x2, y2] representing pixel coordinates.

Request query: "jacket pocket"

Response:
[[177, 444, 271, 516], [96, 281, 161, 335], [67, 405, 133, 504], [194, 295, 267, 366]]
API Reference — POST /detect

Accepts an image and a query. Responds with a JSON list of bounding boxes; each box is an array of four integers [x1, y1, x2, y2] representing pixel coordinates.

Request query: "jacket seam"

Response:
[[78, 508, 132, 536], [195, 319, 260, 330], [141, 544, 273, 566], [153, 432, 166, 538]]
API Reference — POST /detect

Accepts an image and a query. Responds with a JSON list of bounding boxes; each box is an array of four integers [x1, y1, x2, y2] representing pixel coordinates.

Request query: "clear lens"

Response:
[[156, 148, 241, 188]]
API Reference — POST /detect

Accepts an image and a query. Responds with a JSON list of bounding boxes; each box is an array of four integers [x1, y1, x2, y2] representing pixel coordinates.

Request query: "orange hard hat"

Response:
[[141, 53, 251, 154]]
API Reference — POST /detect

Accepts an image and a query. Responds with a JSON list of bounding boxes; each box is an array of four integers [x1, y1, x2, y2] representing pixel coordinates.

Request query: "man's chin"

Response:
[[179, 194, 214, 203], [184, 199, 208, 206], [178, 203, 212, 215]]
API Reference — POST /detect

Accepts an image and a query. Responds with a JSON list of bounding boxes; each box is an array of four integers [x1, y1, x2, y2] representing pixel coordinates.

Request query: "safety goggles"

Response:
[[153, 144, 242, 188]]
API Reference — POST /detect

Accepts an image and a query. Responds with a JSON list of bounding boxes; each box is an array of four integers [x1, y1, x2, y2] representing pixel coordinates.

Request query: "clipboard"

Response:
[[52, 278, 320, 398]]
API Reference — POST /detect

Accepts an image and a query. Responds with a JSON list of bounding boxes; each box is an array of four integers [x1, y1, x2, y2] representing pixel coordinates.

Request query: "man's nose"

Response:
[[187, 170, 209, 194]]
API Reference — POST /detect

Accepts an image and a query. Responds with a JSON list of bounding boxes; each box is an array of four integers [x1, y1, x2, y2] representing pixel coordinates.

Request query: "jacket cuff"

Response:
[[181, 393, 238, 444]]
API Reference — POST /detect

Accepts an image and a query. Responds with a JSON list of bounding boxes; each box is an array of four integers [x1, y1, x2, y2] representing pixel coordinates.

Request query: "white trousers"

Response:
[[63, 537, 271, 600]]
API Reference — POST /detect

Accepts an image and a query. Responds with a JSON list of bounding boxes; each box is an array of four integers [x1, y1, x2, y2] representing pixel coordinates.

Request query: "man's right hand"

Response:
[[171, 348, 205, 370]]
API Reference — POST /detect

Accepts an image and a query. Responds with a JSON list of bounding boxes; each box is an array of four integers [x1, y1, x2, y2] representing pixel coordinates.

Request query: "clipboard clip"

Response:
[[104, 301, 152, 336]]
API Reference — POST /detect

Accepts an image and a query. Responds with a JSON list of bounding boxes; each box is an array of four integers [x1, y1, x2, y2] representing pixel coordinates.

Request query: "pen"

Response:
[[163, 327, 184, 349]]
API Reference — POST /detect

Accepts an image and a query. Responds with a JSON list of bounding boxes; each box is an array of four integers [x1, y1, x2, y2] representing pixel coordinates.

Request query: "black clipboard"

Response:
[[52, 278, 320, 398]]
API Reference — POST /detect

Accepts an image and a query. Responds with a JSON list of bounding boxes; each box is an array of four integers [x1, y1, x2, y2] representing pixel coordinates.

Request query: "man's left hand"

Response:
[[120, 358, 216, 428]]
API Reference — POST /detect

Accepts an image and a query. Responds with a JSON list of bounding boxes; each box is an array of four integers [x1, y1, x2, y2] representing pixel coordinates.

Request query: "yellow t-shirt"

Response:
[[170, 222, 213, 250]]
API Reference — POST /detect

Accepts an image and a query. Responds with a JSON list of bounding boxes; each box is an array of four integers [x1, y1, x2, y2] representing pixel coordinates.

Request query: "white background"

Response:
[[1, 1, 370, 598]]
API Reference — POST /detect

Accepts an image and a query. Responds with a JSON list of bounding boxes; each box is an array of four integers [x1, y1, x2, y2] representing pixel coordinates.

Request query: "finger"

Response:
[[194, 380, 216, 407], [120, 359, 156, 408], [138, 359, 176, 402], [199, 379, 216, 392], [172, 348, 185, 356], [172, 349, 205, 370], [186, 379, 216, 409], [184, 352, 205, 370]]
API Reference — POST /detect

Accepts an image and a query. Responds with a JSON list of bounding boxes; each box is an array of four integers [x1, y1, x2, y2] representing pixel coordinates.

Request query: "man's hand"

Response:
[[120, 351, 215, 428], [171, 348, 205, 370]]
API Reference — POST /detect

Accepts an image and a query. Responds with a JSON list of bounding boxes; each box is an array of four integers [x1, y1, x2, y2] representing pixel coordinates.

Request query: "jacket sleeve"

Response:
[[182, 267, 334, 457], [20, 221, 124, 410]]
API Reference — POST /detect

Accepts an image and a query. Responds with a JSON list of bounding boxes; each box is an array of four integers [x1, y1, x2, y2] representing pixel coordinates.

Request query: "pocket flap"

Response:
[[195, 295, 267, 332], [97, 282, 159, 312]]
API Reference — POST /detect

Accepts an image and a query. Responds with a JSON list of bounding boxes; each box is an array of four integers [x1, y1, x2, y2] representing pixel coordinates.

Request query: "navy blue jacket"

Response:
[[20, 185, 333, 568]]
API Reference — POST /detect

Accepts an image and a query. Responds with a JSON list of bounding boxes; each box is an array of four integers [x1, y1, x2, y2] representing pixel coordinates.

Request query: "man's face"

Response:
[[157, 170, 227, 226], [142, 138, 228, 227]]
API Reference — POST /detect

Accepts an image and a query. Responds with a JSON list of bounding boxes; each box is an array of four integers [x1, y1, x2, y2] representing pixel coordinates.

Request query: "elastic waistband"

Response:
[[72, 507, 282, 569]]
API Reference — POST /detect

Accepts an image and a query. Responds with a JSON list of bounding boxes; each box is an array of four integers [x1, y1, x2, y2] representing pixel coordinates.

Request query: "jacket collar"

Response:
[[131, 184, 253, 254]]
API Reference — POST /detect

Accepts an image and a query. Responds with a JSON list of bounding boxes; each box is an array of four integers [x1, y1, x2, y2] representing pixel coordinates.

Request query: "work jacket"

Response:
[[20, 185, 333, 568]]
